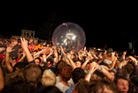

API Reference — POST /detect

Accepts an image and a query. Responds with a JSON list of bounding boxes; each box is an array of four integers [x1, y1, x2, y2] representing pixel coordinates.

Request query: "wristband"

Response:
[[88, 71, 92, 74], [44, 58, 47, 62]]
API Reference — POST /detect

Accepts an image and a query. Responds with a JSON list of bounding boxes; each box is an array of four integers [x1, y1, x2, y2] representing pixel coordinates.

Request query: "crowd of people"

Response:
[[0, 36, 138, 93]]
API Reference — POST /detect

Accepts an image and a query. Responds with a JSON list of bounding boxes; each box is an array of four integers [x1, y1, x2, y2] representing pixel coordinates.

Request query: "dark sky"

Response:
[[1, 2, 138, 51]]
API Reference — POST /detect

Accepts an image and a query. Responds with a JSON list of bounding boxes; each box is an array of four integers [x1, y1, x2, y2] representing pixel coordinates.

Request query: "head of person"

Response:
[[73, 58, 82, 68], [114, 76, 129, 93], [106, 48, 114, 57], [47, 58, 54, 67], [88, 79, 119, 93], [10, 37, 18, 46], [34, 57, 41, 65], [23, 64, 42, 87], [1, 75, 36, 93], [72, 68, 85, 84], [55, 60, 68, 76], [28, 38, 34, 44], [73, 79, 90, 93], [41, 69, 56, 87], [59, 65, 73, 82], [13, 62, 27, 72]]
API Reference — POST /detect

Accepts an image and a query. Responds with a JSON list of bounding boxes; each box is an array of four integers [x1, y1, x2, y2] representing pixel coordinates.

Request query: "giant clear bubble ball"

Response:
[[52, 22, 86, 53]]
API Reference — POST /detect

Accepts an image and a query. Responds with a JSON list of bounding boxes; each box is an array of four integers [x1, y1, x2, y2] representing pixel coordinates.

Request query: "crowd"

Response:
[[0, 36, 138, 93]]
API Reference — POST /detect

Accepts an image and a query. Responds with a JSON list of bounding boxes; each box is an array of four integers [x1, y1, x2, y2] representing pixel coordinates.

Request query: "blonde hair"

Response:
[[41, 69, 56, 87]]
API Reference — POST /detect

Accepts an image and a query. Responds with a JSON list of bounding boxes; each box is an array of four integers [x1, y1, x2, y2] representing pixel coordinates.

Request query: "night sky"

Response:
[[1, 2, 138, 52]]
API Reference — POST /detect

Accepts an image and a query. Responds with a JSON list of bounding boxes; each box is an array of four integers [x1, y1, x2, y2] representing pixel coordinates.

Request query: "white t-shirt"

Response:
[[55, 82, 70, 93]]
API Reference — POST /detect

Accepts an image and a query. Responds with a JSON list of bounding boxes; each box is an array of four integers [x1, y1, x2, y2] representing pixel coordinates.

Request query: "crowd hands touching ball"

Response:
[[0, 23, 138, 93]]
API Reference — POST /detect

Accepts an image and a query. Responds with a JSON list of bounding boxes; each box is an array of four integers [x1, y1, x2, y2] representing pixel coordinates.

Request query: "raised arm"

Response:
[[116, 60, 128, 77], [85, 62, 98, 82], [0, 67, 4, 91], [53, 46, 59, 64], [67, 53, 76, 69], [98, 65, 115, 81], [17, 52, 26, 62], [5, 45, 14, 73], [129, 56, 138, 75], [20, 37, 33, 62], [81, 56, 91, 69]]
